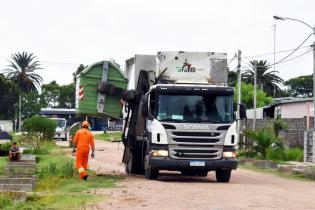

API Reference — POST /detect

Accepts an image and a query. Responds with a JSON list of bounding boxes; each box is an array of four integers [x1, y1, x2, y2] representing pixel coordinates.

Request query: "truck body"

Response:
[[78, 51, 245, 182]]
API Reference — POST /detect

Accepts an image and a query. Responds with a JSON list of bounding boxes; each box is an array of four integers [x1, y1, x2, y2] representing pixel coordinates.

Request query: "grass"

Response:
[[0, 157, 7, 175], [1, 142, 123, 210], [239, 163, 314, 181], [94, 131, 122, 141]]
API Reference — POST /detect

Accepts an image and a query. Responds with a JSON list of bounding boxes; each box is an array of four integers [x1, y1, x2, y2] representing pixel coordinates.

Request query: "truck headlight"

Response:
[[151, 150, 169, 157], [223, 151, 237, 158]]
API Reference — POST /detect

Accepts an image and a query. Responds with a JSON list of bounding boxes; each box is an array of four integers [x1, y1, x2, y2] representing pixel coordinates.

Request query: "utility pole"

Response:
[[237, 50, 242, 133], [313, 41, 315, 162], [273, 24, 276, 98], [18, 94, 22, 132], [253, 64, 257, 131]]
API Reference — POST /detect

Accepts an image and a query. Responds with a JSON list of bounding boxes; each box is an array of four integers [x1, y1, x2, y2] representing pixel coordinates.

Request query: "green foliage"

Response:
[[245, 127, 281, 158], [273, 117, 288, 137], [228, 70, 237, 87], [0, 157, 7, 175], [266, 148, 284, 161], [0, 142, 12, 151], [266, 147, 303, 162], [0, 195, 12, 209], [22, 92, 47, 119], [0, 75, 19, 120], [3, 51, 43, 93], [242, 60, 284, 97], [285, 74, 313, 97], [284, 148, 304, 161], [22, 116, 56, 149], [94, 131, 122, 141], [41, 81, 75, 108], [238, 150, 257, 158], [234, 82, 272, 109]]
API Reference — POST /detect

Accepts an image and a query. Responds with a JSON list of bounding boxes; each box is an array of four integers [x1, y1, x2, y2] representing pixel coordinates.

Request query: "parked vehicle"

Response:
[[50, 118, 68, 141], [76, 51, 246, 182]]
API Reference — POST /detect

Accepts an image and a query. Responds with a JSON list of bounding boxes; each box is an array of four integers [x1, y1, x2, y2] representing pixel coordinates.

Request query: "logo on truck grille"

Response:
[[183, 124, 211, 130]]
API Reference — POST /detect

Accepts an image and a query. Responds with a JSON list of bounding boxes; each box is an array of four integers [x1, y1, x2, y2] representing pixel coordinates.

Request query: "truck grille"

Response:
[[173, 138, 220, 143], [170, 131, 222, 145], [169, 146, 222, 160]]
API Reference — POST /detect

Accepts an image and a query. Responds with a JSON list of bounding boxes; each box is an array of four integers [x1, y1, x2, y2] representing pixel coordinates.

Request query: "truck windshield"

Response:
[[156, 94, 233, 123]]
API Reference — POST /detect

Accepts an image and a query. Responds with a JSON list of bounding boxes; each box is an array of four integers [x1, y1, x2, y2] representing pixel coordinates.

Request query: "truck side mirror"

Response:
[[239, 103, 247, 119]]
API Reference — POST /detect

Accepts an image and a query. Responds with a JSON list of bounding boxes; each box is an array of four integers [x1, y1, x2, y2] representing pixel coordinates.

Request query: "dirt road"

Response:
[[58, 140, 315, 210]]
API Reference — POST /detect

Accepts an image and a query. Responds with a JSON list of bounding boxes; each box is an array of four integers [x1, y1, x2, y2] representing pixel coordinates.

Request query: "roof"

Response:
[[40, 108, 76, 115], [272, 97, 313, 106]]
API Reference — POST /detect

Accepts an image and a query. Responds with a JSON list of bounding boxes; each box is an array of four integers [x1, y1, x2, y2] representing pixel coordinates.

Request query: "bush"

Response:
[[0, 195, 12, 209], [245, 127, 282, 158], [22, 116, 56, 149], [266, 148, 284, 161], [273, 117, 288, 137], [0, 142, 12, 151], [284, 148, 303, 162]]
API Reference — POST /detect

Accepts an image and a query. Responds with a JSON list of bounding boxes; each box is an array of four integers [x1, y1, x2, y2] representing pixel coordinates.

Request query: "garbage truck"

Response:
[[76, 51, 246, 182]]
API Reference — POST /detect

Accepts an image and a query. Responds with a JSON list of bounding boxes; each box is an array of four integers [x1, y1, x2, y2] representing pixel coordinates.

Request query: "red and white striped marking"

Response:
[[79, 85, 84, 100]]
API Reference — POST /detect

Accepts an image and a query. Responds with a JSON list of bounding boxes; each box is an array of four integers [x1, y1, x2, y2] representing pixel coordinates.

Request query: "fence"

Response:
[[304, 131, 315, 162]]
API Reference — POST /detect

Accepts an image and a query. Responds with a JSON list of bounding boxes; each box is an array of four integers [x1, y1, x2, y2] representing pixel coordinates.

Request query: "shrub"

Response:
[[22, 116, 56, 149], [0, 195, 12, 209], [0, 142, 12, 151], [266, 148, 284, 161], [273, 117, 288, 137], [245, 127, 282, 158], [284, 148, 303, 162]]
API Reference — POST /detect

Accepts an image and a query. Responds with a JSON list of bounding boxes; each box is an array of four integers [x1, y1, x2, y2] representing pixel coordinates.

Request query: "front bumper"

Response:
[[149, 157, 238, 171]]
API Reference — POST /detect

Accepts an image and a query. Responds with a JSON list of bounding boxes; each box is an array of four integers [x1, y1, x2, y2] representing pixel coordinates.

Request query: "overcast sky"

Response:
[[0, 0, 314, 85]]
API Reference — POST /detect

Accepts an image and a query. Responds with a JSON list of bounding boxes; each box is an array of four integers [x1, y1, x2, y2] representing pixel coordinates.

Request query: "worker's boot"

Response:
[[82, 175, 88, 180]]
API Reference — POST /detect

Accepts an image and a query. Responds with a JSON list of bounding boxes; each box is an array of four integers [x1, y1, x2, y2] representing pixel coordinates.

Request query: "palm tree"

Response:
[[4, 52, 43, 92], [243, 60, 284, 97]]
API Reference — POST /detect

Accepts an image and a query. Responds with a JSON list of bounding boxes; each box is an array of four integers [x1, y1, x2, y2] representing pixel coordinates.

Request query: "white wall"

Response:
[[0, 120, 13, 132], [246, 108, 264, 119]]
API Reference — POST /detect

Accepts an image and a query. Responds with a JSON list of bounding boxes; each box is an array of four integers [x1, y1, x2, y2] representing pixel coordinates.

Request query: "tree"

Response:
[[41, 81, 60, 107], [41, 81, 75, 108], [243, 60, 284, 97], [228, 70, 238, 87], [22, 116, 56, 149], [0, 75, 19, 120], [284, 74, 313, 97], [22, 92, 47, 119], [3, 52, 43, 93], [73, 64, 86, 83], [234, 82, 272, 109], [58, 83, 75, 108]]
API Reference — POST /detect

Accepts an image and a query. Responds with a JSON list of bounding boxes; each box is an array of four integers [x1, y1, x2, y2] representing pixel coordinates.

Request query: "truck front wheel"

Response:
[[144, 155, 159, 180], [216, 169, 231, 182]]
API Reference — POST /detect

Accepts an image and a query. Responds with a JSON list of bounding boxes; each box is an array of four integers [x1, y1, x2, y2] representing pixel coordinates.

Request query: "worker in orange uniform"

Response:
[[73, 121, 95, 180]]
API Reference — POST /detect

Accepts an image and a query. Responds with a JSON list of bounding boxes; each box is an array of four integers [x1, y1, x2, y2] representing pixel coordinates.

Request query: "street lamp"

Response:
[[273, 15, 315, 162]]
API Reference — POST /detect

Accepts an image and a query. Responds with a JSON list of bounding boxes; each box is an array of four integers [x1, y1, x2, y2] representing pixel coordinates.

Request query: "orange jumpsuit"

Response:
[[73, 128, 95, 179]]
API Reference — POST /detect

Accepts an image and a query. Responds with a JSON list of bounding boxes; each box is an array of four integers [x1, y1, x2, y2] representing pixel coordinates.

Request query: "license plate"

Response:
[[189, 161, 205, 167]]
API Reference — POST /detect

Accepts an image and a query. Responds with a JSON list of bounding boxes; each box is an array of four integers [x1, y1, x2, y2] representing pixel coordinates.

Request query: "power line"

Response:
[[273, 33, 313, 65], [242, 45, 311, 59]]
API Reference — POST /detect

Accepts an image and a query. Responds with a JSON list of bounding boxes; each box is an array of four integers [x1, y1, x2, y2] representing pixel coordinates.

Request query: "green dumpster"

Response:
[[76, 61, 128, 119]]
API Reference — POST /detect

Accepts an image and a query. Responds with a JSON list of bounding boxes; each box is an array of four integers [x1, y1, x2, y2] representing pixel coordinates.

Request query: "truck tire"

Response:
[[216, 169, 231, 182], [144, 154, 159, 180]]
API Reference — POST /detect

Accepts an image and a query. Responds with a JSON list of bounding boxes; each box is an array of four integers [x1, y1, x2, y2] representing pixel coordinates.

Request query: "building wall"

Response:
[[277, 101, 313, 118], [0, 120, 13, 132]]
